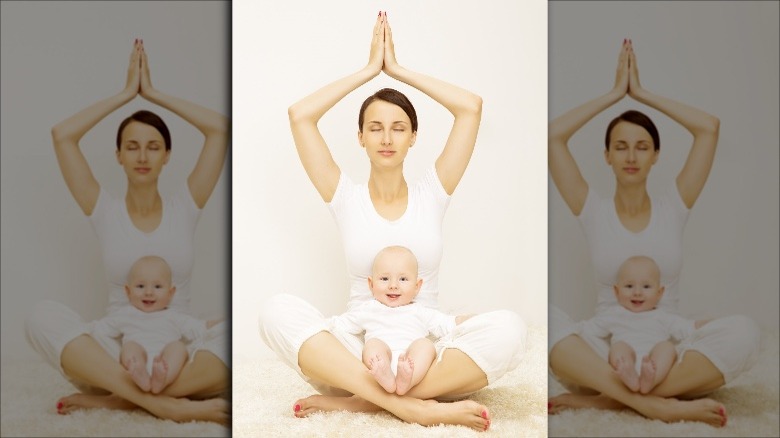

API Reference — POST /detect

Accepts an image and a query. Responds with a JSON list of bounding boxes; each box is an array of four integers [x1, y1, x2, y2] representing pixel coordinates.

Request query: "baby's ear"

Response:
[[658, 285, 665, 295], [367, 277, 374, 290], [416, 278, 423, 291], [169, 285, 177, 295], [613, 285, 619, 297]]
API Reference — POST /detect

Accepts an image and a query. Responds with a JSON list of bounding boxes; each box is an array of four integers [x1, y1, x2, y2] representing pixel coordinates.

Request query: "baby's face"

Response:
[[125, 258, 174, 312], [369, 249, 421, 308], [614, 258, 664, 313]]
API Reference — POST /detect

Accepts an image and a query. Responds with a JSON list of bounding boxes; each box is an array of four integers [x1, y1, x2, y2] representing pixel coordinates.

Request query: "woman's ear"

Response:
[[357, 130, 365, 148]]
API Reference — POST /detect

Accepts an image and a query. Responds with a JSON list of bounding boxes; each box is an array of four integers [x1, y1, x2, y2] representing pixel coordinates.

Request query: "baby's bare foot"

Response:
[[150, 357, 169, 394], [395, 355, 415, 395], [367, 354, 396, 393], [614, 357, 639, 392], [127, 356, 151, 392], [639, 356, 657, 394]]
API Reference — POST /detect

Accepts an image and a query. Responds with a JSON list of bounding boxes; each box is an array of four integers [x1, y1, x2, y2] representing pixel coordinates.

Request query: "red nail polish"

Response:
[[481, 409, 487, 419], [294, 404, 301, 412], [57, 402, 63, 409]]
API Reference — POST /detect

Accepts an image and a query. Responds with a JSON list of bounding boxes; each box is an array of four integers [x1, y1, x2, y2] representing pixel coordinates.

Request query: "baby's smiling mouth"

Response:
[[386, 294, 400, 299]]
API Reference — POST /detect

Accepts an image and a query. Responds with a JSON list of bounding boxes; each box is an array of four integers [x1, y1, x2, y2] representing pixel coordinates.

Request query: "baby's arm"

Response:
[[694, 319, 712, 329]]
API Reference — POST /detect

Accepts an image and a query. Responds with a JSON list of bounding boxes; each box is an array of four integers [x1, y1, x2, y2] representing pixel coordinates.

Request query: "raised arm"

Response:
[[549, 40, 630, 215], [51, 40, 141, 215], [625, 41, 719, 209], [381, 13, 482, 195], [137, 41, 229, 209], [288, 14, 385, 202]]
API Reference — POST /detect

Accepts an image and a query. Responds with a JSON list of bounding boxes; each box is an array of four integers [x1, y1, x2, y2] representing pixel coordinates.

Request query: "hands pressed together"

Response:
[[368, 11, 401, 78], [614, 38, 644, 100], [124, 38, 155, 99]]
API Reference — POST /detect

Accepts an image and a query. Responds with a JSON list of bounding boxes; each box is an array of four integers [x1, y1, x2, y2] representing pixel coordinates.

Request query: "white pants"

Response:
[[259, 294, 527, 399], [25, 300, 229, 394], [549, 305, 760, 392]]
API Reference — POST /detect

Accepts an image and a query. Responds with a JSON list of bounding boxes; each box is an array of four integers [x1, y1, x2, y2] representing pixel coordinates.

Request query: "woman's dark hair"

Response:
[[116, 110, 171, 151], [605, 110, 659, 151], [358, 88, 418, 133]]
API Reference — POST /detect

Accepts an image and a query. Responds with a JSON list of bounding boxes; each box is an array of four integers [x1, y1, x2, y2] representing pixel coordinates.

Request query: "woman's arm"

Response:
[[288, 14, 386, 202], [51, 41, 141, 215], [138, 42, 229, 209], [549, 40, 630, 215], [381, 14, 482, 195], [625, 41, 719, 209]]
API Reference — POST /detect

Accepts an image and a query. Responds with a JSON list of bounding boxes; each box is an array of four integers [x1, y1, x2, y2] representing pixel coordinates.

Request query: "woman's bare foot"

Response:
[[293, 394, 381, 417], [418, 400, 491, 432], [613, 357, 639, 392], [56, 393, 136, 415], [367, 354, 396, 393], [395, 355, 415, 396], [638, 397, 727, 427], [150, 357, 169, 394], [548, 392, 727, 427], [638, 356, 656, 394], [293, 395, 490, 432], [548, 393, 625, 414], [126, 356, 151, 392]]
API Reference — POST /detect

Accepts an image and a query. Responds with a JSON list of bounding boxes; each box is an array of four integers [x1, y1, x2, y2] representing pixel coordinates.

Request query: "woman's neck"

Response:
[[125, 183, 162, 214], [613, 183, 650, 216], [368, 167, 407, 202]]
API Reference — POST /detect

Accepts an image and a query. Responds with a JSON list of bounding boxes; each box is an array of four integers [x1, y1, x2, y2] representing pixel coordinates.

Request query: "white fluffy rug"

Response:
[[548, 330, 780, 437], [234, 324, 547, 437], [0, 357, 229, 437]]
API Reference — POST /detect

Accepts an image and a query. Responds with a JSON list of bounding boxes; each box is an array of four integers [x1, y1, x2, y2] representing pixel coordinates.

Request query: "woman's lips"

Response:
[[623, 167, 639, 174], [135, 167, 151, 174], [378, 151, 395, 157]]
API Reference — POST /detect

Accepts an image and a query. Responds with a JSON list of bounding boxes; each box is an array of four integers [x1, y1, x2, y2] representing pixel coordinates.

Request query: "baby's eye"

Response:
[[400, 277, 408, 282], [379, 276, 388, 281]]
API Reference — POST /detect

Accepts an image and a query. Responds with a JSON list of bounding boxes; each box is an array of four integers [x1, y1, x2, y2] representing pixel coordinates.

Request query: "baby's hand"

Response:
[[206, 317, 225, 329], [455, 314, 476, 325]]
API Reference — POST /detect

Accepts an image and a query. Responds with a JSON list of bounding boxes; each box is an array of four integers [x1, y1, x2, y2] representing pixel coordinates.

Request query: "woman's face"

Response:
[[116, 121, 170, 184], [604, 121, 658, 184], [358, 100, 416, 169]]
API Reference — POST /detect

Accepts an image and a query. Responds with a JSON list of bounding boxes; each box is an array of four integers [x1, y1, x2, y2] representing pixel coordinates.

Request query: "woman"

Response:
[[25, 40, 229, 423], [260, 13, 525, 432], [547, 39, 760, 426]]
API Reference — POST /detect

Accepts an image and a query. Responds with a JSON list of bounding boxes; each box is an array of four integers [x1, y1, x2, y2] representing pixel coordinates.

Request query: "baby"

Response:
[[92, 255, 217, 394], [579, 255, 707, 394], [333, 246, 472, 395]]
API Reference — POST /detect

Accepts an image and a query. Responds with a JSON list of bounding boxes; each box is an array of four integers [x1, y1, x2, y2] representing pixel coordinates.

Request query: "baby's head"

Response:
[[368, 246, 422, 308], [613, 255, 665, 313], [124, 255, 176, 313]]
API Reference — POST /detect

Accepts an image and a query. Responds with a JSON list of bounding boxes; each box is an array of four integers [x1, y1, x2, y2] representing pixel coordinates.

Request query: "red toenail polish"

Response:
[[481, 410, 487, 419], [294, 404, 301, 412], [57, 402, 63, 409]]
